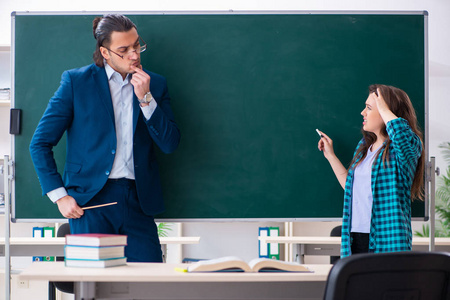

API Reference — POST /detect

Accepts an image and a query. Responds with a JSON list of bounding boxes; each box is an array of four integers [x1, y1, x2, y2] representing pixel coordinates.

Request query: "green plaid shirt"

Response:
[[341, 118, 422, 257]]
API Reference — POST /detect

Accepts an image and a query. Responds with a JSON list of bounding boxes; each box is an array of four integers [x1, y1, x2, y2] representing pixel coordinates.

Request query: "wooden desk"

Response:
[[259, 236, 450, 263], [19, 262, 332, 300], [0, 237, 200, 257]]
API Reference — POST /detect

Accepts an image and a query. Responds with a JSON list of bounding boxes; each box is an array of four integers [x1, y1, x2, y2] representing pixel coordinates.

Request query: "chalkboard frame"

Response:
[[11, 11, 429, 222]]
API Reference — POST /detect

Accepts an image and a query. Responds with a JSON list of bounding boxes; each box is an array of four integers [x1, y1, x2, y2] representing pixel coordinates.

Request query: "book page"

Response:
[[248, 258, 310, 272], [187, 256, 252, 272]]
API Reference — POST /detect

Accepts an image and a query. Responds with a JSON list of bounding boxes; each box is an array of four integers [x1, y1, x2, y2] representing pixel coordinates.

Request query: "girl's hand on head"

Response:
[[373, 87, 398, 124], [373, 88, 390, 114]]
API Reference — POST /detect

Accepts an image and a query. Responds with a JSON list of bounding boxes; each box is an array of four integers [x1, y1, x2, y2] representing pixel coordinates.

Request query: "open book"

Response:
[[187, 256, 311, 273]]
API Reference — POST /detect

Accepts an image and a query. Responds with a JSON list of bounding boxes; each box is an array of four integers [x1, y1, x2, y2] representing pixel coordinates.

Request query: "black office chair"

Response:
[[323, 251, 450, 300], [329, 225, 341, 264], [48, 223, 74, 300]]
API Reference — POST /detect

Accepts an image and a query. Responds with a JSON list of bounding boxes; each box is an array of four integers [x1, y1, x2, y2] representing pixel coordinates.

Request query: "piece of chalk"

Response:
[[316, 129, 324, 138]]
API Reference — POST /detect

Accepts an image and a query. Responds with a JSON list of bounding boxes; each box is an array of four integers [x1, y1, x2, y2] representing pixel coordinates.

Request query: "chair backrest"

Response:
[[56, 223, 71, 238], [55, 223, 70, 262], [52, 223, 74, 295], [330, 225, 342, 237], [329, 225, 342, 264], [323, 251, 450, 300]]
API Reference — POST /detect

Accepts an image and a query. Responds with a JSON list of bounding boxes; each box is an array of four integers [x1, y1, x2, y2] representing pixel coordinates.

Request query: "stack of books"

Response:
[[64, 233, 127, 268]]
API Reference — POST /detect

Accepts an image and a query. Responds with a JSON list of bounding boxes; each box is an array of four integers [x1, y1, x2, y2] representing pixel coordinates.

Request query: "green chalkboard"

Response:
[[12, 12, 427, 221]]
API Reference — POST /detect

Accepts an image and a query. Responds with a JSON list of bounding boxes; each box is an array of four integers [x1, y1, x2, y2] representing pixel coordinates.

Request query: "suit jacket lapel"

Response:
[[133, 93, 140, 134], [92, 66, 115, 126]]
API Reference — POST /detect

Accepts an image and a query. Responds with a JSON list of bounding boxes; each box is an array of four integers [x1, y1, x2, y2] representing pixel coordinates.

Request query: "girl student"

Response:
[[318, 84, 424, 257]]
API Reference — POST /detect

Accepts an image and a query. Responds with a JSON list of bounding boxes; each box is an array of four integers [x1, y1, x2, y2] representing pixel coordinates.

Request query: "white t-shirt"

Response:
[[351, 145, 381, 233]]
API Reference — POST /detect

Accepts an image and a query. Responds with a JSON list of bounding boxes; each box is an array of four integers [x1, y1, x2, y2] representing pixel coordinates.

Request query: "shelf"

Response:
[[0, 99, 10, 106], [0, 45, 11, 52]]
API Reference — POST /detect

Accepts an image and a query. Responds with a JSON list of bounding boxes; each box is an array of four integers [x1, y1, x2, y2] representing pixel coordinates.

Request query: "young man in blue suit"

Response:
[[29, 14, 180, 262]]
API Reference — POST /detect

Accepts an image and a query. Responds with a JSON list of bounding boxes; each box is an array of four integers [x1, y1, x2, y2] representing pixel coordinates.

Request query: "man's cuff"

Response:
[[140, 99, 158, 120], [47, 187, 68, 203]]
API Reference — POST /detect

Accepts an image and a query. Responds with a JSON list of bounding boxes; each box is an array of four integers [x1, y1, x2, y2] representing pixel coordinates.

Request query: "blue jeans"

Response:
[[69, 178, 162, 262]]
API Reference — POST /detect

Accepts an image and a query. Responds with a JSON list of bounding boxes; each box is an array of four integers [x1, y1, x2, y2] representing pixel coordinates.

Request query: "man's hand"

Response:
[[130, 64, 151, 100], [56, 195, 84, 219]]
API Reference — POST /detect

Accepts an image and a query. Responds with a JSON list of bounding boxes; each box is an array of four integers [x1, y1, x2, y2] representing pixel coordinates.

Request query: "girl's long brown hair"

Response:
[[349, 84, 425, 200]]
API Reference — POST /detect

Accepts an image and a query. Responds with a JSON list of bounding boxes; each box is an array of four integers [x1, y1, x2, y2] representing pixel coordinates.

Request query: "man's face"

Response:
[[100, 28, 141, 78]]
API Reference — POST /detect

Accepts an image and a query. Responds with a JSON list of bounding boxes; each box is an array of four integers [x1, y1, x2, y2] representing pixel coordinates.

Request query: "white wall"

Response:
[[0, 108, 9, 156], [0, 50, 11, 156], [0, 1, 449, 299]]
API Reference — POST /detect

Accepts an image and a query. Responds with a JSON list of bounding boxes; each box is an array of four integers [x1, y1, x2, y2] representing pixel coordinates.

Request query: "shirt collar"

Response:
[[104, 61, 131, 83]]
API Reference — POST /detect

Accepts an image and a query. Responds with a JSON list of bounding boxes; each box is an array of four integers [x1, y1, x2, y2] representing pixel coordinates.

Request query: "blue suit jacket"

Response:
[[30, 63, 180, 216]]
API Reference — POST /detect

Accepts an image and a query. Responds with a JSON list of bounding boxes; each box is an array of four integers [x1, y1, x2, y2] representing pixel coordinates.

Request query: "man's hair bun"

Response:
[[92, 17, 103, 39]]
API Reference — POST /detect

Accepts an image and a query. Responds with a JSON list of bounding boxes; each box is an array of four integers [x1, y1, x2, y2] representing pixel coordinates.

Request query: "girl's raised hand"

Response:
[[317, 130, 335, 159]]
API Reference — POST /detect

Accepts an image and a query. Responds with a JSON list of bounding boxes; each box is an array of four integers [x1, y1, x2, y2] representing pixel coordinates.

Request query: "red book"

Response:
[[65, 234, 127, 247]]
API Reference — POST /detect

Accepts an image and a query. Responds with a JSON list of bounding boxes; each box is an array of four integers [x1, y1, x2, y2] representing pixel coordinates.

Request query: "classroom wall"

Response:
[[0, 1, 448, 174], [0, 0, 449, 299], [0, 108, 9, 156], [0, 50, 11, 156]]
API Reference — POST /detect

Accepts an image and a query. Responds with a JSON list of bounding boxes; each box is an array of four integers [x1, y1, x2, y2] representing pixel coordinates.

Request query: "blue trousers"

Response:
[[69, 179, 162, 262]]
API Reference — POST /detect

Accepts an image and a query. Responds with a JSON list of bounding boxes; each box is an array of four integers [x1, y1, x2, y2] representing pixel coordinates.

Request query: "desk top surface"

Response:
[[259, 236, 450, 245], [19, 262, 332, 282], [0, 236, 200, 245]]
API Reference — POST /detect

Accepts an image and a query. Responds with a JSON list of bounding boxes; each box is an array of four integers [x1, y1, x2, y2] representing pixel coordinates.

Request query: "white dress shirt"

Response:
[[47, 63, 157, 203]]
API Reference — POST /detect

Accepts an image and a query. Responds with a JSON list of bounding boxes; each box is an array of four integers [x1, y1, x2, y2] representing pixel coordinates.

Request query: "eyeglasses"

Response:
[[103, 36, 147, 59]]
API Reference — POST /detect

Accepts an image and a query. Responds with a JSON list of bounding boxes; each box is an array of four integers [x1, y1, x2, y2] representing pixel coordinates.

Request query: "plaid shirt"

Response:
[[341, 118, 422, 258]]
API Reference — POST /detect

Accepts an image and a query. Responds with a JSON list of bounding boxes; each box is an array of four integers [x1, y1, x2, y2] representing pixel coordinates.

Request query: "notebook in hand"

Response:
[[187, 256, 311, 273]]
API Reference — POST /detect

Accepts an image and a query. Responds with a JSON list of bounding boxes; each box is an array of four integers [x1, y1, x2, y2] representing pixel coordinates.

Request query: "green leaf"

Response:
[[157, 222, 173, 237], [414, 224, 429, 237]]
